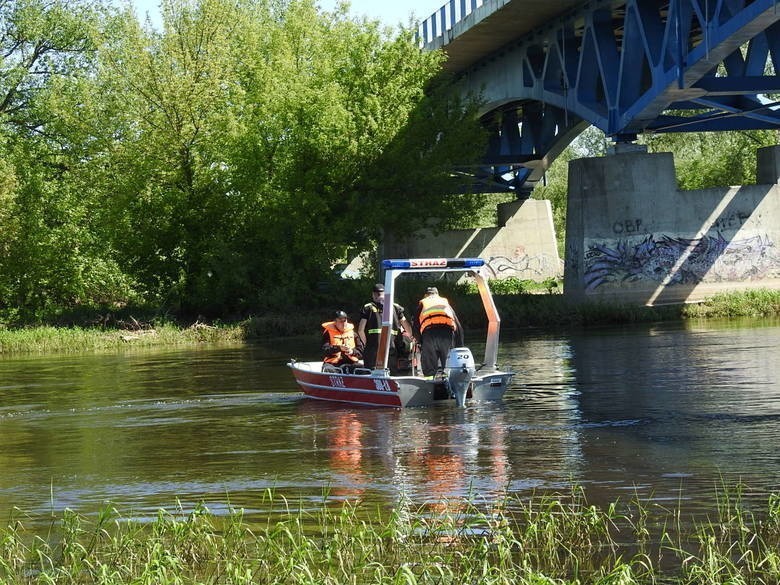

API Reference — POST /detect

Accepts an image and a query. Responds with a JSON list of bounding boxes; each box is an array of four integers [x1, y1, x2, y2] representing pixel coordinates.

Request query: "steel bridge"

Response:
[[418, 0, 780, 194]]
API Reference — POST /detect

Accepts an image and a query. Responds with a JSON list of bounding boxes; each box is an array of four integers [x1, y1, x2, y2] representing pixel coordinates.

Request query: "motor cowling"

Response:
[[445, 347, 476, 407]]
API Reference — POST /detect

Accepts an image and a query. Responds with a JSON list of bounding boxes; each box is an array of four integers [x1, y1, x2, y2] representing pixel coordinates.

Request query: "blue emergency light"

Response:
[[381, 258, 485, 270]]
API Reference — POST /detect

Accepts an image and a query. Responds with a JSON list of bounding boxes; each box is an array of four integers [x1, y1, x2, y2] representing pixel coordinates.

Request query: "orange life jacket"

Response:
[[322, 321, 359, 364], [418, 295, 456, 334]]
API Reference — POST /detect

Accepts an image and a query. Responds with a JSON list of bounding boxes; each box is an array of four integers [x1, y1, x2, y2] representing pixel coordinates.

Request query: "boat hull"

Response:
[[288, 361, 512, 408]]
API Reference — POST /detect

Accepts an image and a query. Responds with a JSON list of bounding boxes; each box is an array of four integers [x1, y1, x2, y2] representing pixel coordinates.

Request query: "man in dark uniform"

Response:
[[413, 286, 464, 377], [357, 283, 412, 371]]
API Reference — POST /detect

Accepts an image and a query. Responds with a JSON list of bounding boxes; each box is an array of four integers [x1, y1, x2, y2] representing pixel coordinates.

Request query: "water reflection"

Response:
[[565, 320, 780, 505], [300, 400, 563, 511], [326, 411, 367, 498], [1, 320, 780, 528]]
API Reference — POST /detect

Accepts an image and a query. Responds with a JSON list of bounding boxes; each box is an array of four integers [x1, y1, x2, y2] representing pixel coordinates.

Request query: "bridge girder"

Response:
[[443, 0, 780, 192]]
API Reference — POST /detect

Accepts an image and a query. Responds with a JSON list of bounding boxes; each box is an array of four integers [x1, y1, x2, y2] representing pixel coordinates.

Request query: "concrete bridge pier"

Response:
[[379, 198, 562, 282], [564, 145, 780, 305]]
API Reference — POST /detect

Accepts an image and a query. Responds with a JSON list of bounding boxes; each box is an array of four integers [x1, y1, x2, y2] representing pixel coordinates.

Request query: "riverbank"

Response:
[[1, 486, 778, 584], [0, 322, 246, 354], [2, 288, 780, 354], [492, 287, 780, 327]]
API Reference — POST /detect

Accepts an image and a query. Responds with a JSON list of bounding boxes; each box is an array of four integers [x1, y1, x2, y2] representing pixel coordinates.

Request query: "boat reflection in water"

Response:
[[299, 400, 512, 513], [326, 412, 366, 498]]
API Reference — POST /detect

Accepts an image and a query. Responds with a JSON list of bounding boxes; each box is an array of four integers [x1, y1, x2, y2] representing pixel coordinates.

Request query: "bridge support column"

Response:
[[564, 146, 780, 305], [379, 199, 562, 282]]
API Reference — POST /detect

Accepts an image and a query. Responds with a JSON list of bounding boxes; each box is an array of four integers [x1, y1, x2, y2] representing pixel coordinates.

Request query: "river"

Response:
[[2, 318, 780, 528]]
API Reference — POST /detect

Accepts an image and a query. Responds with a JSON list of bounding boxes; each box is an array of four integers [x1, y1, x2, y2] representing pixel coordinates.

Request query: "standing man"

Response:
[[413, 286, 464, 377], [357, 283, 413, 371]]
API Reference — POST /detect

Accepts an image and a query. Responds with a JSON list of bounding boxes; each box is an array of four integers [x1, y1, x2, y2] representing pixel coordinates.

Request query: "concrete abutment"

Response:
[[379, 199, 562, 282], [564, 145, 780, 305]]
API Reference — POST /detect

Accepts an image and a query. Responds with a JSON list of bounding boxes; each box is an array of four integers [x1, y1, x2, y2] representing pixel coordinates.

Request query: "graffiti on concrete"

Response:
[[486, 253, 562, 280], [612, 219, 643, 234], [584, 232, 779, 291]]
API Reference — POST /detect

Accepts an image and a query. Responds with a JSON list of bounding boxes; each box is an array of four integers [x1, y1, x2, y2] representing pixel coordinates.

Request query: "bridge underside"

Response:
[[432, 0, 780, 194]]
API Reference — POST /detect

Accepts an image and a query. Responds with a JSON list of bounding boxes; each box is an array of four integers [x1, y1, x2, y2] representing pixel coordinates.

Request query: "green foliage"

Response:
[[1, 486, 780, 584], [0, 321, 246, 353], [0, 0, 134, 318], [458, 277, 558, 296], [533, 174, 567, 253], [4, 0, 773, 323], [0, 0, 487, 319], [485, 277, 527, 295], [643, 129, 778, 189], [454, 192, 515, 228], [681, 288, 780, 318]]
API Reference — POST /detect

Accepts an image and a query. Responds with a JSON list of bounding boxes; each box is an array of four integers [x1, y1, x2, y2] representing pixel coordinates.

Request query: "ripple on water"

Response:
[[0, 324, 779, 529]]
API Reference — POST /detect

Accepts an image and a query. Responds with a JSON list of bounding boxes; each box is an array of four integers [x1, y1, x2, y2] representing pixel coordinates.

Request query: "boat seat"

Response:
[[322, 364, 373, 375]]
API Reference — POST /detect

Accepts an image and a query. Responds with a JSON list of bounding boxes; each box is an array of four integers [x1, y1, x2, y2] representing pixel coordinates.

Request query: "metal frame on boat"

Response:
[[288, 258, 514, 407]]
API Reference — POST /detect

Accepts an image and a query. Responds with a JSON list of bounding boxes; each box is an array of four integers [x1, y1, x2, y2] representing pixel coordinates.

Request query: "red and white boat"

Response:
[[288, 257, 514, 407]]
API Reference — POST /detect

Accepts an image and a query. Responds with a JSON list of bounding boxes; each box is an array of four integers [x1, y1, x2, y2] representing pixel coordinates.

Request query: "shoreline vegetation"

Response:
[[1, 287, 780, 354], [1, 486, 778, 584]]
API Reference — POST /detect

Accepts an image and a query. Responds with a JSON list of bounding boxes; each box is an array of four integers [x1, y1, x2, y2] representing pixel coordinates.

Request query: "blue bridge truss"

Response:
[[427, 0, 780, 193]]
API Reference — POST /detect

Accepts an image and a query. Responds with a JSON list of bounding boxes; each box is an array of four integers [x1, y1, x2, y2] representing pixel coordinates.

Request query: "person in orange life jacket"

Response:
[[321, 310, 362, 371], [357, 283, 413, 371], [412, 286, 464, 377]]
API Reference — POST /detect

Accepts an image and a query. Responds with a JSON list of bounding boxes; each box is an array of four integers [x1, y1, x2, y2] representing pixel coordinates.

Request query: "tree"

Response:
[[98, 0, 486, 313], [0, 0, 106, 127], [223, 1, 486, 308], [643, 129, 778, 189], [0, 0, 135, 319], [0, 0, 489, 319]]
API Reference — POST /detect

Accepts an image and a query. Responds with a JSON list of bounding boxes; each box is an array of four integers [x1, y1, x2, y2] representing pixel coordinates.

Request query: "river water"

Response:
[[2, 318, 780, 528]]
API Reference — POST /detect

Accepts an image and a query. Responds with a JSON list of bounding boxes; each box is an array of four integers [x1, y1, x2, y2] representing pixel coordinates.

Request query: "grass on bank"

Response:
[[458, 286, 780, 328], [0, 322, 246, 354], [2, 486, 780, 584], [2, 288, 780, 354]]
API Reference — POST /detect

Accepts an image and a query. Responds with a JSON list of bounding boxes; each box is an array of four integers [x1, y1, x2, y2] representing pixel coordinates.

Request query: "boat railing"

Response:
[[376, 257, 500, 374]]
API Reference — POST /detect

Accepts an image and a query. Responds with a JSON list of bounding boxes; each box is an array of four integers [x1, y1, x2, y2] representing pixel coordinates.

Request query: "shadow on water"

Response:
[[1, 320, 780, 529]]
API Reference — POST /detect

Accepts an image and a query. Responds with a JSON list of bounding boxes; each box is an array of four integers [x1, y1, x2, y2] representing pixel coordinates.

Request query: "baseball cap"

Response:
[[372, 283, 384, 293]]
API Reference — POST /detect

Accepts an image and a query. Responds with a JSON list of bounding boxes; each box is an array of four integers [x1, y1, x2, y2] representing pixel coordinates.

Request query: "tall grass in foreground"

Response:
[[2, 487, 779, 584]]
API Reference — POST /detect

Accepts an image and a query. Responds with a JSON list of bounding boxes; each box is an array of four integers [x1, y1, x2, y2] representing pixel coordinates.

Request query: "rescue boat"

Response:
[[287, 258, 514, 407]]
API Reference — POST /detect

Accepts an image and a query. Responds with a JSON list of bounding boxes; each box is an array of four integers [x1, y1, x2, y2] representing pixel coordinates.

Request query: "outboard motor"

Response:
[[445, 347, 476, 408]]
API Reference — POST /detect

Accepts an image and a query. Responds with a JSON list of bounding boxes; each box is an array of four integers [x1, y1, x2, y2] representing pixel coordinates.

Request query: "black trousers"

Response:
[[420, 326, 455, 376], [363, 339, 401, 372], [362, 341, 378, 370]]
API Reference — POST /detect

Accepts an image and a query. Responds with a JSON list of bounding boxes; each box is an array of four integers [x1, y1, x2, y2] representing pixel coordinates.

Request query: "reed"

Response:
[[0, 322, 246, 354], [2, 487, 779, 584], [680, 288, 780, 318]]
